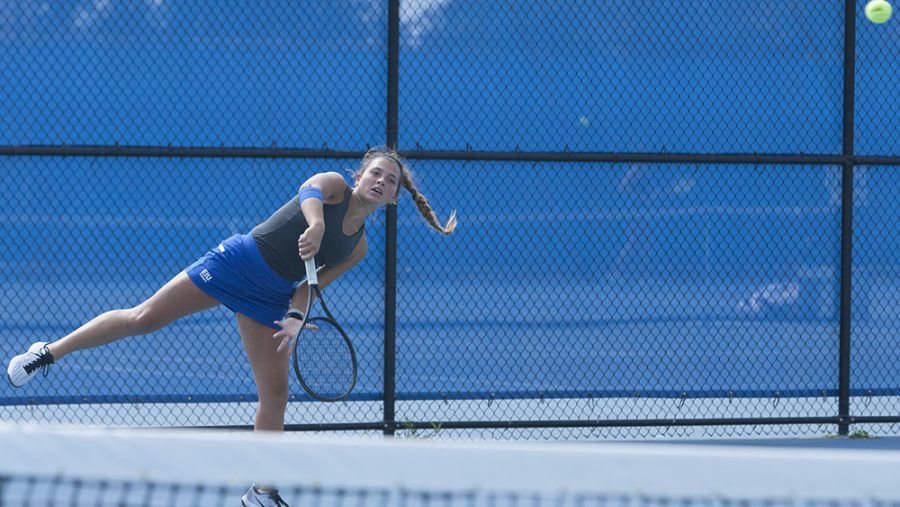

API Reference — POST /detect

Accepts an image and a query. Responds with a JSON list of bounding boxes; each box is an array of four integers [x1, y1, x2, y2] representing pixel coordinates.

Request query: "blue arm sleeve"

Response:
[[298, 186, 324, 204]]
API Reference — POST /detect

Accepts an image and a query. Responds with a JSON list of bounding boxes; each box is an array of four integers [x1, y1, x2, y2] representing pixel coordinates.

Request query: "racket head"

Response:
[[292, 316, 358, 402]]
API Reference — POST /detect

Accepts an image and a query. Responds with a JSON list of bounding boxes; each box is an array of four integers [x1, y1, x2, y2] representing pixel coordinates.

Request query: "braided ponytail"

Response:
[[356, 147, 457, 235], [400, 170, 457, 235]]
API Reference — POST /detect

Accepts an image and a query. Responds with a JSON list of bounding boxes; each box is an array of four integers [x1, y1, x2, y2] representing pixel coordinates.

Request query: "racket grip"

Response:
[[305, 258, 318, 286]]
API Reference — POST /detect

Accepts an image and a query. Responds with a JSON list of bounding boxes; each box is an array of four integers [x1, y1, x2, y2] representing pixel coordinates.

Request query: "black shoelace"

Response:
[[23, 349, 54, 377], [268, 490, 289, 507]]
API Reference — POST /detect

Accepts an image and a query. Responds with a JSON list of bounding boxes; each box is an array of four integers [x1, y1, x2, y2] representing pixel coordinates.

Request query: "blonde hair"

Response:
[[355, 147, 457, 235]]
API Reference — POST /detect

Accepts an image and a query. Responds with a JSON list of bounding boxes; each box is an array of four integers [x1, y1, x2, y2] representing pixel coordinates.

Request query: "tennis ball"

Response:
[[579, 116, 590, 127], [865, 0, 892, 23]]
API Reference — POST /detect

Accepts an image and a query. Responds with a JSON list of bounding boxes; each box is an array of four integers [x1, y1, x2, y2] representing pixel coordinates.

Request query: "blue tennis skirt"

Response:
[[186, 234, 297, 330]]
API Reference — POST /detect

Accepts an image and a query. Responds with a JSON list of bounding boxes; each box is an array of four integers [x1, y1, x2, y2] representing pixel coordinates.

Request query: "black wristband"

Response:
[[284, 309, 305, 321]]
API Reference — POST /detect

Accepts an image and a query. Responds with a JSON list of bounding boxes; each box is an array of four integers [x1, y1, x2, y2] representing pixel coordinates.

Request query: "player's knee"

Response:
[[259, 383, 290, 410], [124, 307, 166, 335]]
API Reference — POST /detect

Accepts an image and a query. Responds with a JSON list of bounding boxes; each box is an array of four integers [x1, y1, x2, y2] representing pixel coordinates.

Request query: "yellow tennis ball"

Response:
[[865, 0, 892, 23]]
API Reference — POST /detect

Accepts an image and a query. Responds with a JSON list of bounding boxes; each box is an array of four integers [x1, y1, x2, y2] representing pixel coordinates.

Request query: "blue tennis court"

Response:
[[1, 157, 899, 406]]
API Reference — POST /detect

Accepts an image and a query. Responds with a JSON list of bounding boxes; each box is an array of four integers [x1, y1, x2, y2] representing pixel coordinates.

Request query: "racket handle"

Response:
[[305, 258, 318, 286]]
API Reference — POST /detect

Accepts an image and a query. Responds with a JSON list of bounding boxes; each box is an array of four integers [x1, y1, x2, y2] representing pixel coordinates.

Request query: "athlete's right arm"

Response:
[[297, 172, 347, 260]]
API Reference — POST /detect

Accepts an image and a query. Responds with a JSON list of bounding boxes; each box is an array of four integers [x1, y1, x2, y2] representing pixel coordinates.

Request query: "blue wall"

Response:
[[1, 1, 899, 406]]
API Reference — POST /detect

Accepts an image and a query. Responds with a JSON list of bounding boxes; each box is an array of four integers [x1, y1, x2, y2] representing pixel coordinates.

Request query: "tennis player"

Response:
[[6, 147, 456, 507]]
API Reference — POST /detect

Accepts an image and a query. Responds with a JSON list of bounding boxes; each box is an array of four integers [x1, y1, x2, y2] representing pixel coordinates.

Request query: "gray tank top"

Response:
[[251, 188, 365, 281]]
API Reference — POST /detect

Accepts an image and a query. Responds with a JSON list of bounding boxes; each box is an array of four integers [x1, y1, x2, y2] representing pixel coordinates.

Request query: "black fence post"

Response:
[[383, 0, 401, 437], [837, 0, 858, 437]]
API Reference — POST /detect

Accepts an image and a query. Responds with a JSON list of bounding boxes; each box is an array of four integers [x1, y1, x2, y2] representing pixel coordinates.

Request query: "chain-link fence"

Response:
[[1, 1, 899, 439]]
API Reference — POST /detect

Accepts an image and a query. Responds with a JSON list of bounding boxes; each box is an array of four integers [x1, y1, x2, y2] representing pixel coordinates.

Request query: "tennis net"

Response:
[[1, 423, 899, 507]]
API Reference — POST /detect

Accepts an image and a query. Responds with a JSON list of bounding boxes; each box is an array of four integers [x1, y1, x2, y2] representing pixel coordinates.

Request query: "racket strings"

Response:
[[295, 319, 355, 398]]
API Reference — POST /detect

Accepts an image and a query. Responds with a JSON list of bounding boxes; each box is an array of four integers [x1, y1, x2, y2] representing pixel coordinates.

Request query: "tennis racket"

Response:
[[292, 258, 358, 402]]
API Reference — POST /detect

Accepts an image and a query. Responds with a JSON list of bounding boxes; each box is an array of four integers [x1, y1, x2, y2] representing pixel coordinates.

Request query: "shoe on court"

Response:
[[7, 342, 54, 388], [242, 485, 290, 507]]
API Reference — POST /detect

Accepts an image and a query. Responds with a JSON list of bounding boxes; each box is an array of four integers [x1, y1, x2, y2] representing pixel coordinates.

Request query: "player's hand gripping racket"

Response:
[[292, 258, 358, 402]]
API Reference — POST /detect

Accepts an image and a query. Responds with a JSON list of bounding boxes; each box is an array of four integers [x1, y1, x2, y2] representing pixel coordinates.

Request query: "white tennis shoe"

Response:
[[7, 342, 54, 388], [242, 485, 289, 507]]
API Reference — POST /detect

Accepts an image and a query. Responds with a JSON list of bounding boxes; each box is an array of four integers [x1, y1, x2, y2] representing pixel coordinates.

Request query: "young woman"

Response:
[[6, 147, 456, 507]]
